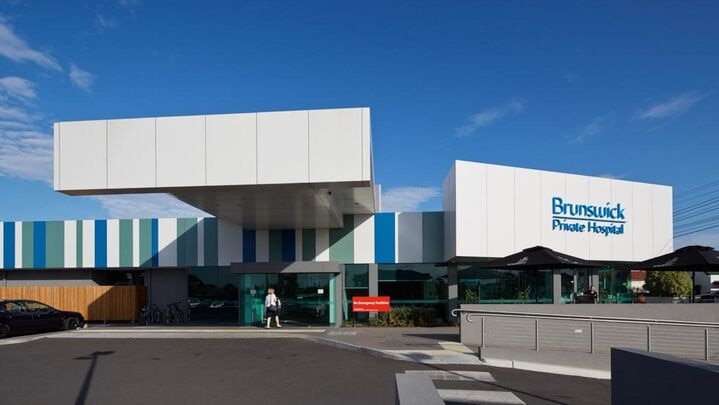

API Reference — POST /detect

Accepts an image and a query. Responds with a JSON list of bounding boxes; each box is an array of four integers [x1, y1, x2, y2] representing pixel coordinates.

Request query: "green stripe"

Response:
[[76, 221, 83, 267], [421, 212, 444, 262], [45, 221, 64, 268], [177, 218, 198, 267], [269, 230, 282, 262], [139, 219, 153, 267], [119, 219, 133, 267], [22, 222, 33, 268], [302, 229, 316, 261], [203, 218, 218, 266], [330, 215, 354, 263]]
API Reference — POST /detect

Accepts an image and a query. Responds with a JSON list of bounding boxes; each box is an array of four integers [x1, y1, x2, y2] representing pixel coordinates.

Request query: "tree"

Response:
[[643, 271, 692, 297]]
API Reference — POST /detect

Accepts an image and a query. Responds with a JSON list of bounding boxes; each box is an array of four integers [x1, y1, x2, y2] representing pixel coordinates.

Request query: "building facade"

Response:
[[0, 107, 674, 326]]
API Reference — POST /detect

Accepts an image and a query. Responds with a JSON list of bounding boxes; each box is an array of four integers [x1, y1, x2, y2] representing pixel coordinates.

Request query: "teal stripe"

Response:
[[22, 222, 33, 268], [177, 218, 198, 267], [139, 219, 153, 267], [302, 229, 316, 261], [203, 218, 218, 266], [45, 221, 64, 268], [76, 221, 83, 267], [119, 220, 133, 267], [269, 230, 282, 262], [421, 212, 444, 262], [330, 215, 354, 263]]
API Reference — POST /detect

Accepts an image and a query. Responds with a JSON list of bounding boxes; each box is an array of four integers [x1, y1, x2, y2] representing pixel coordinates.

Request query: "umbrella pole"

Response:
[[692, 271, 696, 303]]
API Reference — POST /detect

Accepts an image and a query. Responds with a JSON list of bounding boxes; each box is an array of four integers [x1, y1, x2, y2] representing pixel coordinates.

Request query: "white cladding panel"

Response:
[[257, 111, 309, 184], [611, 180, 634, 260], [53, 123, 60, 189], [564, 174, 589, 258], [59, 120, 107, 190], [218, 219, 243, 265], [540, 171, 566, 253], [361, 108, 372, 181], [632, 183, 654, 260], [587, 177, 612, 260], [653, 186, 673, 255], [156, 116, 206, 187], [514, 169, 541, 251], [309, 109, 363, 182], [455, 161, 487, 257], [107, 219, 120, 268], [107, 118, 156, 189], [486, 165, 515, 257], [158, 218, 177, 267], [448, 161, 672, 261], [64, 221, 76, 268], [206, 113, 257, 185]]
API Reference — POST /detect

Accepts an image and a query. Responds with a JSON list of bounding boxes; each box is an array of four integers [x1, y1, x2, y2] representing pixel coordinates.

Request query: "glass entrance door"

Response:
[[239, 273, 334, 326]]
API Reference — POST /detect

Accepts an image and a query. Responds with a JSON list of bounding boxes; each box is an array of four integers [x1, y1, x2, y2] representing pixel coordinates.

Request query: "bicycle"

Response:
[[138, 303, 162, 325], [163, 301, 185, 324]]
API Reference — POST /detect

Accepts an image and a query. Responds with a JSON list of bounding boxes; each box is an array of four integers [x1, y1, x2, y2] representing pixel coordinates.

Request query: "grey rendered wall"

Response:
[[146, 269, 188, 313], [612, 348, 719, 404]]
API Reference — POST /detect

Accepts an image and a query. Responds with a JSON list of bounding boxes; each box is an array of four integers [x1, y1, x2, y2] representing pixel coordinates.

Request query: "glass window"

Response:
[[345, 264, 369, 288], [599, 268, 632, 303], [559, 269, 591, 303], [24, 301, 52, 312], [458, 265, 552, 304], [378, 264, 448, 323]]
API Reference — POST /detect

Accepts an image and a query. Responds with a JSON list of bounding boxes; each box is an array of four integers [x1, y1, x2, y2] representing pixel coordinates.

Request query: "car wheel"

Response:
[[64, 317, 79, 331], [0, 324, 9, 338]]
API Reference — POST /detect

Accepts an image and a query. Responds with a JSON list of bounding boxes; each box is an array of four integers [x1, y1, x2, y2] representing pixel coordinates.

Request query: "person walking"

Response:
[[264, 288, 282, 328]]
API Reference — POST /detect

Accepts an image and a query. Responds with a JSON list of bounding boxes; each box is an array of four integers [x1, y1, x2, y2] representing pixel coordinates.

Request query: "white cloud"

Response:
[[381, 187, 440, 212], [0, 15, 62, 71], [0, 76, 36, 103], [0, 104, 31, 122], [94, 15, 118, 31], [638, 92, 706, 120], [69, 64, 96, 92], [92, 194, 210, 219], [571, 113, 615, 144], [0, 127, 53, 183], [455, 100, 524, 137]]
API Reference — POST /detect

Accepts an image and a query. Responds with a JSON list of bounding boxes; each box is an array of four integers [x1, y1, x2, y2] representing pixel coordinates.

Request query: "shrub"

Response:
[[643, 271, 692, 297]]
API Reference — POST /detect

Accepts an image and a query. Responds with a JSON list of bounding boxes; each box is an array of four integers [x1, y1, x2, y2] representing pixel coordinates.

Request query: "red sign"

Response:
[[352, 296, 390, 312]]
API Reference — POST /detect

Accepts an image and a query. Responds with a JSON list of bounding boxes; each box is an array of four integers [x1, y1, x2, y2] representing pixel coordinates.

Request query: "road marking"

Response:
[[437, 389, 526, 404], [74, 328, 326, 334], [404, 370, 496, 382]]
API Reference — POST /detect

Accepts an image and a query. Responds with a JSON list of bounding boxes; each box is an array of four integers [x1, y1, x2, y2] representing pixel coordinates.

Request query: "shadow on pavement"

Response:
[[403, 333, 460, 343], [74, 351, 115, 405]]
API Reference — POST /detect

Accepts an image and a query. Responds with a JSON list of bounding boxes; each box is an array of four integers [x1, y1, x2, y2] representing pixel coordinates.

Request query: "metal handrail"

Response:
[[451, 308, 719, 328]]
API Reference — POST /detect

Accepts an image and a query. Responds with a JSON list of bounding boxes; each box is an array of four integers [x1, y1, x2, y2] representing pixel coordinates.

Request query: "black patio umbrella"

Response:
[[477, 246, 602, 270], [625, 245, 719, 272], [627, 245, 719, 303]]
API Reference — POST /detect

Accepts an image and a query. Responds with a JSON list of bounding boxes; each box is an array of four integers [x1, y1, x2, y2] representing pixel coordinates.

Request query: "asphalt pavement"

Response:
[[0, 337, 610, 404]]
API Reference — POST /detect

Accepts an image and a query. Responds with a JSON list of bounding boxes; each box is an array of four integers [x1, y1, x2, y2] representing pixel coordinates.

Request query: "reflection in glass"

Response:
[[458, 265, 552, 304]]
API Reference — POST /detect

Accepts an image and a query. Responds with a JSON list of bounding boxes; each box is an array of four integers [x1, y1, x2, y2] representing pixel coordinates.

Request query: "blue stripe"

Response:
[[281, 229, 295, 262], [374, 213, 396, 263], [243, 229, 256, 262], [3, 222, 15, 269], [151, 219, 159, 267], [94, 220, 107, 268], [33, 222, 46, 268]]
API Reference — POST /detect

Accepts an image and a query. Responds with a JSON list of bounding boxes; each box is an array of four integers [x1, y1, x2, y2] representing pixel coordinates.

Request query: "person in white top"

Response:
[[264, 288, 282, 328]]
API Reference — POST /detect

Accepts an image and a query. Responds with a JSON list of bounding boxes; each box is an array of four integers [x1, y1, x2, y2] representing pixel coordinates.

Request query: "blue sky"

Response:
[[0, 1, 718, 247]]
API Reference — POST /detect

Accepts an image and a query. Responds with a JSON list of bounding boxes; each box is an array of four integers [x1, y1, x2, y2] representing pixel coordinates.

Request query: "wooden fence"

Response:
[[0, 286, 147, 321]]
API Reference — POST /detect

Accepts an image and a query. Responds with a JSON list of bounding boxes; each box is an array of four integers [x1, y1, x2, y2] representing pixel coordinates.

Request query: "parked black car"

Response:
[[0, 299, 84, 338]]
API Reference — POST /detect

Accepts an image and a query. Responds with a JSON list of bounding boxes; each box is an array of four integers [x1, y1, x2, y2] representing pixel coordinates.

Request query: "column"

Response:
[[368, 263, 378, 319], [448, 263, 458, 319], [552, 269, 562, 304]]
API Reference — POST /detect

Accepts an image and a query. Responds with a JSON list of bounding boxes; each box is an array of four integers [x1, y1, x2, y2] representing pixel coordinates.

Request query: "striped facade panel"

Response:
[[421, 212, 444, 262], [82, 220, 95, 268], [2, 222, 11, 269], [63, 220, 76, 268], [139, 219, 153, 267], [281, 230, 295, 261], [132, 219, 140, 267], [176, 218, 198, 267], [197, 218, 205, 266], [316, 229, 330, 261], [203, 218, 218, 266], [397, 213, 423, 263], [14, 223, 22, 268], [302, 229, 316, 261], [0, 222, 4, 268], [120, 219, 133, 267], [268, 230, 282, 262], [158, 218, 177, 267], [45, 221, 64, 268], [330, 215, 354, 263], [255, 230, 269, 262], [107, 219, 120, 268], [353, 214, 374, 263], [22, 222, 33, 268], [374, 213, 396, 263], [218, 219, 242, 265], [242, 229, 256, 263], [33, 222, 46, 268], [95, 220, 107, 268]]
